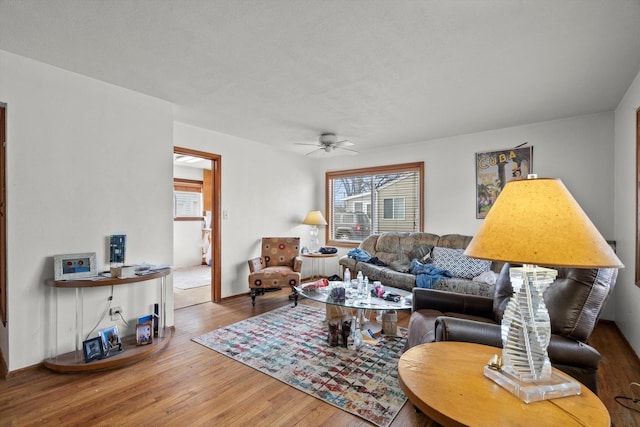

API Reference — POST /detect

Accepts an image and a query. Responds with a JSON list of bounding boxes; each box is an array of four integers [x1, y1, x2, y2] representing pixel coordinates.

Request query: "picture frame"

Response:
[[98, 325, 123, 355], [82, 337, 104, 363], [475, 146, 533, 219], [136, 321, 153, 346], [53, 252, 98, 281]]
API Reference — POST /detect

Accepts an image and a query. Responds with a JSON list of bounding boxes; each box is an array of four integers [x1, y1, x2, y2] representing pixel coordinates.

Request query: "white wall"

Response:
[[614, 68, 640, 356], [173, 122, 321, 296], [319, 112, 618, 317], [173, 221, 204, 267], [0, 50, 175, 371]]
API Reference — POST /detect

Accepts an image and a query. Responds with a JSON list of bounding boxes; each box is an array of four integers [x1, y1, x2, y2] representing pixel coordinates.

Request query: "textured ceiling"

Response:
[[1, 0, 640, 156]]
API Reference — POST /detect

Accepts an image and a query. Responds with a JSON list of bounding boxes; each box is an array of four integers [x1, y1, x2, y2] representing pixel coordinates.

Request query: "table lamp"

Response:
[[303, 210, 327, 253], [464, 175, 623, 403]]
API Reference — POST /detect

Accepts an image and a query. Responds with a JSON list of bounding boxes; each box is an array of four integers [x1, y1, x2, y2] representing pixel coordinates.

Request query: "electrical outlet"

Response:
[[110, 306, 122, 321]]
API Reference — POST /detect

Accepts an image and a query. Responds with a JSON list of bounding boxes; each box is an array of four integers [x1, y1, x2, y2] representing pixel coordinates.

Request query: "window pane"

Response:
[[383, 199, 393, 219], [174, 191, 202, 217], [327, 162, 423, 244]]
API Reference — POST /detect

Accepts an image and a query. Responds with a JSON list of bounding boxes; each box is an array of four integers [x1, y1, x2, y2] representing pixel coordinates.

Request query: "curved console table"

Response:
[[44, 269, 171, 373]]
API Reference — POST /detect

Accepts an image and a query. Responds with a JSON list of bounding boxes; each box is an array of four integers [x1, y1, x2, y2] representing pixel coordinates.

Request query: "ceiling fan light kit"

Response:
[[295, 133, 359, 156]]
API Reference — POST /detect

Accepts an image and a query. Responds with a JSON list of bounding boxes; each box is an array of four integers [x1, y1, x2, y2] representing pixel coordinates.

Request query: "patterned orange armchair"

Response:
[[248, 237, 302, 306]]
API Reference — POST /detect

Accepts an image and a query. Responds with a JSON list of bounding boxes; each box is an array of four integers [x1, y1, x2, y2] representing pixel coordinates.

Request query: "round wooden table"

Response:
[[398, 342, 610, 427]]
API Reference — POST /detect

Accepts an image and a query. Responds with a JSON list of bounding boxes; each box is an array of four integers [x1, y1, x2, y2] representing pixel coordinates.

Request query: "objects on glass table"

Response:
[[330, 286, 346, 303], [371, 282, 384, 298]]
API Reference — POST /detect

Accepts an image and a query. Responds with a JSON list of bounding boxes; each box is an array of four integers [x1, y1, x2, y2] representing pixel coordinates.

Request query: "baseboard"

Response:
[[4, 362, 44, 380], [0, 346, 7, 379]]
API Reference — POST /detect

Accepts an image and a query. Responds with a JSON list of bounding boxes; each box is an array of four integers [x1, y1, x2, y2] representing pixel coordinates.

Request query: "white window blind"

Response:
[[174, 191, 202, 217], [326, 162, 423, 244]]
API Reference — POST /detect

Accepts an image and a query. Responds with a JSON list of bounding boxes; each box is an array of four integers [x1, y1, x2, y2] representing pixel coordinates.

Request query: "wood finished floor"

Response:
[[1, 288, 639, 426]]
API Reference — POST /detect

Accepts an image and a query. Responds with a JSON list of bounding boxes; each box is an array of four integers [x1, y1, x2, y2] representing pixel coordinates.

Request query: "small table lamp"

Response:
[[464, 175, 623, 402], [303, 210, 327, 253]]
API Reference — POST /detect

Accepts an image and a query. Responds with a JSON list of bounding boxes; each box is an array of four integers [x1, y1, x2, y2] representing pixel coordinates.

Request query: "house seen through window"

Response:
[[326, 162, 424, 245]]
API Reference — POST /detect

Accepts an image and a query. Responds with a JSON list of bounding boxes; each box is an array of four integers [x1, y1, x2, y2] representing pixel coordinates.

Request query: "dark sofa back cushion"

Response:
[[493, 263, 617, 342]]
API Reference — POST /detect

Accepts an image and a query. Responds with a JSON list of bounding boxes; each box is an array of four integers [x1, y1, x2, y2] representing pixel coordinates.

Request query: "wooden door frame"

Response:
[[0, 104, 6, 324], [174, 147, 222, 302]]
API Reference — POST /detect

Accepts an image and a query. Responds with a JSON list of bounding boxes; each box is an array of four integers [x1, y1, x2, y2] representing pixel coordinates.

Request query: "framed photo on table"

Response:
[[82, 337, 104, 363], [53, 252, 98, 281], [98, 325, 123, 355], [136, 321, 153, 346]]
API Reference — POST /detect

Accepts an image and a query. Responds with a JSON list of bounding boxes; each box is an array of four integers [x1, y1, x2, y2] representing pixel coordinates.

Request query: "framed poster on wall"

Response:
[[475, 146, 533, 219]]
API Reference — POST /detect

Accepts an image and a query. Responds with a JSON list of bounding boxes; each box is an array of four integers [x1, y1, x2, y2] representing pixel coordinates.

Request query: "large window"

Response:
[[326, 162, 424, 245]]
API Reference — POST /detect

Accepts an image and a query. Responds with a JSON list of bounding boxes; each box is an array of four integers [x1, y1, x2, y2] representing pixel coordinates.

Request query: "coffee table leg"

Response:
[[358, 308, 382, 334]]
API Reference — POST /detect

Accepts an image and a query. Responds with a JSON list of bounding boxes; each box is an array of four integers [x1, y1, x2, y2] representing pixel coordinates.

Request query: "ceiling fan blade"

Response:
[[338, 146, 359, 154], [334, 140, 354, 147], [294, 142, 321, 147], [305, 147, 324, 156]]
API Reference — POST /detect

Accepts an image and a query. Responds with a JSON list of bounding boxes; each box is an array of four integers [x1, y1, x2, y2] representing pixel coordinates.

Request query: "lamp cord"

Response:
[[615, 382, 640, 413]]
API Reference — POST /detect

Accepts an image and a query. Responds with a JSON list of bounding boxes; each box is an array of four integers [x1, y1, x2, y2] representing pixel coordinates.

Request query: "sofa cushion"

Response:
[[389, 260, 411, 273], [409, 244, 433, 263], [433, 277, 495, 298], [432, 247, 492, 279]]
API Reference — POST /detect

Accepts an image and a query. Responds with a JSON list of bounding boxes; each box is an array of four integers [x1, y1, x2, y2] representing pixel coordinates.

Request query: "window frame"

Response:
[[325, 162, 424, 247], [383, 197, 406, 220], [173, 178, 204, 221]]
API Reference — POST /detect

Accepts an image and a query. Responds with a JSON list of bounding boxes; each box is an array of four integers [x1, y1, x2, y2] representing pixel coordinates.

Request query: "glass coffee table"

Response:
[[295, 281, 412, 333]]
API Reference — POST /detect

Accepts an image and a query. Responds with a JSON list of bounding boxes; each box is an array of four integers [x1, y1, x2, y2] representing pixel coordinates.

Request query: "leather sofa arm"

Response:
[[435, 317, 601, 370], [435, 317, 503, 348], [413, 288, 494, 318], [547, 335, 601, 369]]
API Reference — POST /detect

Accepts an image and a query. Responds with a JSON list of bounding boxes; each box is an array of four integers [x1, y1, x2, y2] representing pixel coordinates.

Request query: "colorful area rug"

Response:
[[192, 304, 408, 427]]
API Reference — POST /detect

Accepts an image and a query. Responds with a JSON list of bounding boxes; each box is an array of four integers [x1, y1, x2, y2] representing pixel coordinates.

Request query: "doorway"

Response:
[[173, 147, 221, 308]]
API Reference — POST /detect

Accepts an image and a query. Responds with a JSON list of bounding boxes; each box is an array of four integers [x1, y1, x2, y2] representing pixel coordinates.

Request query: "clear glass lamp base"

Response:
[[484, 365, 582, 403]]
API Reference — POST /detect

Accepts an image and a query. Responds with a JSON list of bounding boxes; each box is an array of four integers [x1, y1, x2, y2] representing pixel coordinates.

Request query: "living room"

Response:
[[1, 1, 640, 424]]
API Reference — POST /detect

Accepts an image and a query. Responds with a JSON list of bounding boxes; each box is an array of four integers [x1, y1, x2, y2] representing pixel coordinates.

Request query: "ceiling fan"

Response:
[[295, 133, 359, 156]]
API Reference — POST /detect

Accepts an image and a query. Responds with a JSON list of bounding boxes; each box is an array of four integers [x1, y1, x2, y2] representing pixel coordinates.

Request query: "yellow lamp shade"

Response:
[[464, 178, 623, 268], [303, 210, 327, 226]]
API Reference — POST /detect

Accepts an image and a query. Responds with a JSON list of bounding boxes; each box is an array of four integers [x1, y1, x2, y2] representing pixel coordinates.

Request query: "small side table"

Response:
[[301, 252, 338, 280], [398, 342, 610, 427]]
